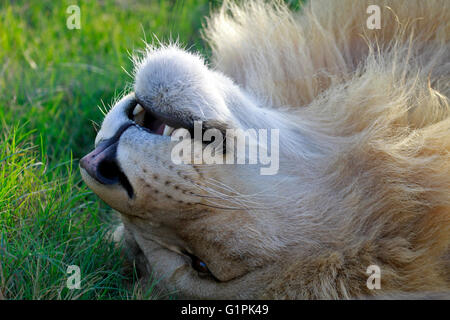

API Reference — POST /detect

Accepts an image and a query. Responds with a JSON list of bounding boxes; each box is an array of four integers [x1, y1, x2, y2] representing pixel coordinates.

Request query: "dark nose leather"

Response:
[[80, 140, 119, 184], [80, 123, 133, 185]]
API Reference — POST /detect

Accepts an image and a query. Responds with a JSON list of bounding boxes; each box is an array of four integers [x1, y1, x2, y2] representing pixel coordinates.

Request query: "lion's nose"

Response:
[[80, 140, 121, 185], [80, 122, 134, 185]]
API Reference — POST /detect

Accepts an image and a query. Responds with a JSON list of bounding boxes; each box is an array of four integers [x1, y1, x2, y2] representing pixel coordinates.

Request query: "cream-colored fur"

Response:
[[81, 0, 450, 299]]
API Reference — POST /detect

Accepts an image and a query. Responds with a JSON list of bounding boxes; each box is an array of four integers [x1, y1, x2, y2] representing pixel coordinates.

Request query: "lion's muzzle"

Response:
[[80, 123, 134, 197]]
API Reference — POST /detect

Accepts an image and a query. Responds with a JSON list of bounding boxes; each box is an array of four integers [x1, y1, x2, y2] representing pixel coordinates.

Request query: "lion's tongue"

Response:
[[154, 122, 166, 135], [147, 118, 165, 135]]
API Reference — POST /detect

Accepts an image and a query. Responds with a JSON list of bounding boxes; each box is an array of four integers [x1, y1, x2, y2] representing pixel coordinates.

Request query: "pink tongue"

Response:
[[147, 118, 165, 135], [154, 122, 165, 135]]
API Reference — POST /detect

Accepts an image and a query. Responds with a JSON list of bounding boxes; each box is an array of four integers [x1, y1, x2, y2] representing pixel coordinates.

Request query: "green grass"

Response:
[[0, 0, 218, 300], [0, 0, 303, 299], [1, 125, 128, 299]]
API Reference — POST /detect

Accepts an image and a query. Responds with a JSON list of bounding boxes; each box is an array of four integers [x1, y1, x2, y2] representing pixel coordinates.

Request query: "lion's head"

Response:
[[80, 0, 450, 299], [80, 47, 299, 299]]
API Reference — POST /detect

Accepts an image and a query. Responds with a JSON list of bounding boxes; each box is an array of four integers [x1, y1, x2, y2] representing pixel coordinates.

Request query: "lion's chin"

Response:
[[79, 166, 136, 214]]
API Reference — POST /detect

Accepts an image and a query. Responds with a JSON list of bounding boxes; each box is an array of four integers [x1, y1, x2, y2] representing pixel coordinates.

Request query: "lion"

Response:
[[80, 0, 450, 299]]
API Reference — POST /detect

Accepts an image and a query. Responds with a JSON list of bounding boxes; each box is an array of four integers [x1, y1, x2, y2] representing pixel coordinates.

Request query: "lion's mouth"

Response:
[[130, 103, 176, 136], [128, 99, 197, 139], [80, 102, 180, 199]]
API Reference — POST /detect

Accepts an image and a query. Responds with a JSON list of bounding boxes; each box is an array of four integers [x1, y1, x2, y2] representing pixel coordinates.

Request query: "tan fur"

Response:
[[205, 0, 450, 298], [81, 0, 450, 299]]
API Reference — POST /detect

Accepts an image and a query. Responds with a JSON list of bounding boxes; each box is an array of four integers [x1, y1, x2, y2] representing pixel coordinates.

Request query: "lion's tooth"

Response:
[[132, 104, 144, 116], [163, 125, 174, 136]]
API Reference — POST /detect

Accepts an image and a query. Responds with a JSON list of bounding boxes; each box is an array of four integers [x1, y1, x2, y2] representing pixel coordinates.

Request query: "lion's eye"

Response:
[[184, 251, 212, 276], [192, 256, 210, 274]]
